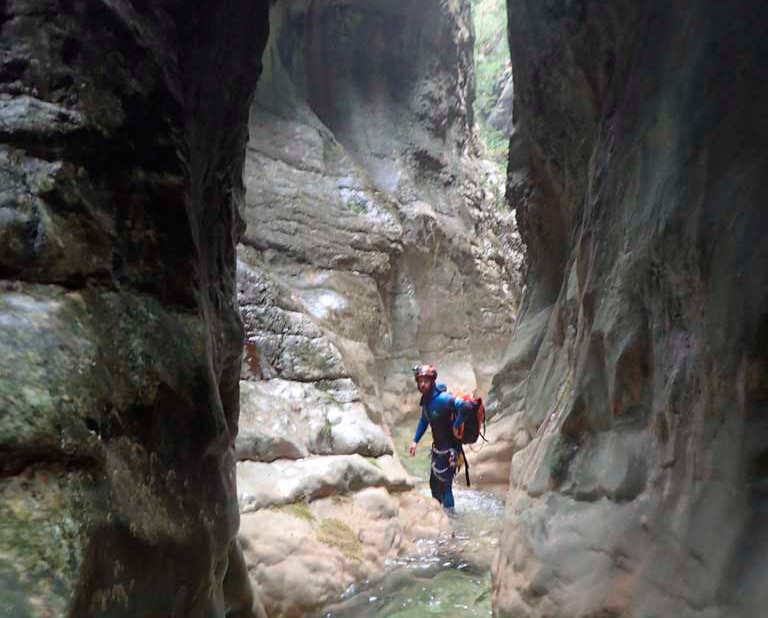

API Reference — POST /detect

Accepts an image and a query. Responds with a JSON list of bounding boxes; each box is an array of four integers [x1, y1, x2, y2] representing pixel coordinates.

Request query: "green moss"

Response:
[[276, 502, 314, 523], [89, 292, 203, 401], [346, 197, 368, 214], [549, 436, 578, 486], [31, 173, 56, 195], [316, 518, 362, 561], [0, 471, 92, 615], [0, 287, 102, 448], [479, 126, 511, 170], [315, 380, 334, 392]]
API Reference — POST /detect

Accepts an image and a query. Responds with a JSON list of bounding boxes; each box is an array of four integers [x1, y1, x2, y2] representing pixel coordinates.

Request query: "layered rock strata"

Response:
[[0, 2, 270, 616], [492, 1, 768, 617]]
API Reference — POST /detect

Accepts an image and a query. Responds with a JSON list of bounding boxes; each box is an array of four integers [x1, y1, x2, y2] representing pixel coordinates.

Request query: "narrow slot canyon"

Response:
[[236, 2, 516, 615], [1, 1, 766, 618]]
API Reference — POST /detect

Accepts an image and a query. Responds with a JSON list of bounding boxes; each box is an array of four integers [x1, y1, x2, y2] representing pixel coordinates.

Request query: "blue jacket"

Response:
[[413, 383, 468, 450]]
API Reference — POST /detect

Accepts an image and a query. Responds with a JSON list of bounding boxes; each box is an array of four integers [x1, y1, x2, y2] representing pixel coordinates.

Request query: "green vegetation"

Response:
[[346, 197, 368, 214], [471, 0, 510, 167], [316, 518, 362, 561], [480, 127, 510, 168], [276, 502, 314, 523]]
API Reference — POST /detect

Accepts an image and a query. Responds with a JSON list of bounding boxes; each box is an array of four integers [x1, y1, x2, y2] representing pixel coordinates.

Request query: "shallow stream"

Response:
[[314, 489, 504, 618], [312, 415, 504, 618]]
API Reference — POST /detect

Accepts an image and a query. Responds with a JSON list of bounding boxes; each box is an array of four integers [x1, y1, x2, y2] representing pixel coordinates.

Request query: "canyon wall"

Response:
[[492, 0, 768, 616], [0, 1, 270, 616], [239, 0, 521, 426], [233, 1, 522, 613]]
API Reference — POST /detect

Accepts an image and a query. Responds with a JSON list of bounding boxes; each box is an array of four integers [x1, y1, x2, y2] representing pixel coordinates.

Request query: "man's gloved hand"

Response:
[[408, 441, 418, 457]]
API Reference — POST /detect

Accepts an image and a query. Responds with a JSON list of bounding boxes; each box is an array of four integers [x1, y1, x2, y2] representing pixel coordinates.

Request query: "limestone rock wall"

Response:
[[492, 1, 768, 616], [233, 1, 522, 613], [0, 1, 270, 616], [240, 0, 521, 431]]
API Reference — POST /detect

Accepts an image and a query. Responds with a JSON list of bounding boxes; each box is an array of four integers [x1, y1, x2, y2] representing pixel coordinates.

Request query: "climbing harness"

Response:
[[430, 445, 456, 480], [431, 444, 473, 487]]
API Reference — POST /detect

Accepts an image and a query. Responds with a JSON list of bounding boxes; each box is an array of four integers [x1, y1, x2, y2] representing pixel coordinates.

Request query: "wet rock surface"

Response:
[[492, 1, 768, 617], [0, 1, 270, 616]]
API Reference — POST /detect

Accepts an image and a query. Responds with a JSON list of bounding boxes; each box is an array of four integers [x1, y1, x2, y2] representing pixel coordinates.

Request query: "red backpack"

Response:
[[451, 391, 486, 444]]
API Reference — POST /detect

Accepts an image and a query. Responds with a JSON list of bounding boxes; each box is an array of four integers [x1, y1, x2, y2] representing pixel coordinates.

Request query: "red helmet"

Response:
[[412, 364, 437, 380]]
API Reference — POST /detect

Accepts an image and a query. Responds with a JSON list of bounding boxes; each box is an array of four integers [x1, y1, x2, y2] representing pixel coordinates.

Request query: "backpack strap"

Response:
[[477, 398, 488, 442], [460, 444, 470, 486]]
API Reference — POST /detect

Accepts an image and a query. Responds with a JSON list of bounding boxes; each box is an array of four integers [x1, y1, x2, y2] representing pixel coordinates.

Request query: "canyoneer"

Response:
[[408, 364, 472, 514]]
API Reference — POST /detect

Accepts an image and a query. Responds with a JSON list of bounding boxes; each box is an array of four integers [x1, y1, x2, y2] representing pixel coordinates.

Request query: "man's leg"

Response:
[[429, 467, 444, 504], [442, 479, 455, 510], [441, 449, 458, 513]]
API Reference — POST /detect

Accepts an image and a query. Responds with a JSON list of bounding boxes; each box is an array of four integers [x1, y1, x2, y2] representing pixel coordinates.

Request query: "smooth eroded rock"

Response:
[[239, 488, 449, 618], [492, 1, 768, 616], [237, 454, 413, 513]]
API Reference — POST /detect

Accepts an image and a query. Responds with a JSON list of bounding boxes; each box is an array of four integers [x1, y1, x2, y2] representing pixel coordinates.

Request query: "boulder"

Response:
[[236, 379, 392, 461], [237, 455, 413, 513], [239, 488, 450, 618], [236, 381, 309, 462]]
